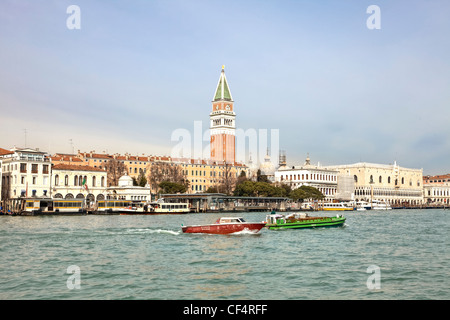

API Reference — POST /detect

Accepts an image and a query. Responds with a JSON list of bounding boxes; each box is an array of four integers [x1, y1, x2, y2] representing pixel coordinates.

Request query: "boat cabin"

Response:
[[266, 214, 285, 225], [217, 217, 246, 224]]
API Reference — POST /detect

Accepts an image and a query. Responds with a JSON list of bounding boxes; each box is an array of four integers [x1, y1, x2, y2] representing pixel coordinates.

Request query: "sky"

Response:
[[1, 0, 449, 175]]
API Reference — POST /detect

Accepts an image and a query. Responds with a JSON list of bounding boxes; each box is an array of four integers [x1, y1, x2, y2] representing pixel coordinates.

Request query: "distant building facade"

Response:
[[423, 174, 450, 205], [275, 155, 338, 200], [1, 148, 51, 200], [106, 174, 151, 201], [327, 161, 424, 205], [177, 158, 247, 194], [51, 164, 107, 204]]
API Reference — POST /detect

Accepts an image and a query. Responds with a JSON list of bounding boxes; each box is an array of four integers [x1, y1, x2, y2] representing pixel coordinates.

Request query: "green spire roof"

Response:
[[213, 66, 233, 101]]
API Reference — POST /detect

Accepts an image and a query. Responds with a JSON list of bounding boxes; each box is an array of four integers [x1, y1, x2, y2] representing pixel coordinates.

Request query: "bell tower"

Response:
[[210, 65, 236, 164]]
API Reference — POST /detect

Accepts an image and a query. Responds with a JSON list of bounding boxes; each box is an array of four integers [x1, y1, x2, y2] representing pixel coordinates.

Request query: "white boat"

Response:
[[118, 201, 191, 214], [356, 201, 372, 211], [320, 202, 355, 211], [149, 201, 190, 214], [370, 200, 392, 210]]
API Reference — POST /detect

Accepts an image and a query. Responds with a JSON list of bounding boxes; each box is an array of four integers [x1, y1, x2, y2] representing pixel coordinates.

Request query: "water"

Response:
[[0, 209, 449, 300]]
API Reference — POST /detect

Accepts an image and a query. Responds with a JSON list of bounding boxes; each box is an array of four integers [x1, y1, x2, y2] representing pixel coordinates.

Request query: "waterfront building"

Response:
[[274, 155, 338, 200], [174, 158, 248, 194], [423, 174, 450, 205], [106, 174, 151, 202], [0, 147, 51, 200], [210, 66, 236, 164], [75, 150, 172, 182], [71, 151, 248, 196], [51, 163, 107, 204], [326, 161, 424, 206]]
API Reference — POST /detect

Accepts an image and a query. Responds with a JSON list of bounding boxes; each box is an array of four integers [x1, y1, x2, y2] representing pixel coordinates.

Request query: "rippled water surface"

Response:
[[1, 209, 449, 299]]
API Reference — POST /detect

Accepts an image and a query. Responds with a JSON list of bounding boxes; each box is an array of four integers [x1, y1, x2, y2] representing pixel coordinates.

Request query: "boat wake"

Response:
[[125, 228, 181, 236], [228, 228, 263, 236]]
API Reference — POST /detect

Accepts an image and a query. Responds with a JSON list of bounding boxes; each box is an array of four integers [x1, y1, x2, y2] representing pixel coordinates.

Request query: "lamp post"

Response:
[[370, 176, 375, 209]]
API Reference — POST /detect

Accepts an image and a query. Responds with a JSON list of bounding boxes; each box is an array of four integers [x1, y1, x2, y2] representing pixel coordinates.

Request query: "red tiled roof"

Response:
[[0, 148, 14, 156], [423, 174, 450, 180], [51, 156, 83, 162], [52, 164, 105, 172]]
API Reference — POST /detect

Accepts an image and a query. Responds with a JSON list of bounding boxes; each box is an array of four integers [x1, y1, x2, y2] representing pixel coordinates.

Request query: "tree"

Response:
[[233, 180, 256, 196], [233, 180, 290, 197], [105, 159, 127, 187], [147, 161, 189, 194], [205, 186, 219, 193], [158, 181, 187, 194], [254, 181, 275, 197], [236, 170, 247, 185], [217, 162, 237, 195], [290, 186, 324, 201], [137, 172, 147, 187], [256, 169, 270, 183]]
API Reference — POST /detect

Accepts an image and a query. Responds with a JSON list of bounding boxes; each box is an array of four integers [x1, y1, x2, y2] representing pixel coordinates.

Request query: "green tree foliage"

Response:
[[205, 186, 219, 193], [289, 185, 324, 201], [158, 181, 187, 194], [137, 173, 147, 187], [233, 180, 291, 197]]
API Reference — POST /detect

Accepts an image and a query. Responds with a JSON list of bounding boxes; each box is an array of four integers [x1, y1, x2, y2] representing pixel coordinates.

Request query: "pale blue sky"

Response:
[[1, 0, 449, 175]]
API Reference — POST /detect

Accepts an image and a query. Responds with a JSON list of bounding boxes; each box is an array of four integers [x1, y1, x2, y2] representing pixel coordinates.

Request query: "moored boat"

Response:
[[265, 212, 346, 230], [119, 201, 190, 215], [320, 202, 355, 211], [11, 197, 87, 215], [356, 201, 372, 211], [182, 217, 266, 234], [370, 200, 392, 210], [95, 200, 134, 214]]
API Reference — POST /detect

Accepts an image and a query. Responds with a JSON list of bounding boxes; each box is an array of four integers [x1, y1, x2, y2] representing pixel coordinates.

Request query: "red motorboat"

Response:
[[181, 217, 266, 234]]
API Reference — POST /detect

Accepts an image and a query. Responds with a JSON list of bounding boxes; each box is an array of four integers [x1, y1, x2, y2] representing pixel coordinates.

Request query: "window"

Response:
[[92, 176, 96, 187], [20, 163, 27, 173], [101, 177, 105, 187], [65, 175, 69, 186], [43, 165, 49, 174], [74, 175, 78, 186], [55, 175, 59, 186], [379, 176, 382, 183]]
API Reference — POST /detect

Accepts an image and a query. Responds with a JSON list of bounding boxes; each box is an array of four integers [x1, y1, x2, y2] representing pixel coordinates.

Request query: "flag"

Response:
[[82, 177, 89, 193]]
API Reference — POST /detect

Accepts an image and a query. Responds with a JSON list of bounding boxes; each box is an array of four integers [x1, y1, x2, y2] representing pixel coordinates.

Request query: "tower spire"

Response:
[[213, 65, 233, 101]]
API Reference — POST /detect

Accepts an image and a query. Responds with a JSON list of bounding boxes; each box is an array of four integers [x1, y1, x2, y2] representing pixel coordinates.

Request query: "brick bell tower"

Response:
[[210, 65, 236, 164]]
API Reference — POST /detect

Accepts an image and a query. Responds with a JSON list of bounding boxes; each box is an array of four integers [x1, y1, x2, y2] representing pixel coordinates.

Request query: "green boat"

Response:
[[265, 212, 346, 230]]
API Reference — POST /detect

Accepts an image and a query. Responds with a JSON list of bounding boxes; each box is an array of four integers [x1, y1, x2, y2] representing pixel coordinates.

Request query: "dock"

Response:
[[160, 193, 290, 213]]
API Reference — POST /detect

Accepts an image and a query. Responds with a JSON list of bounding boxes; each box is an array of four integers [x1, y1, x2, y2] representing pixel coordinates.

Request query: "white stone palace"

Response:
[[327, 161, 424, 206]]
